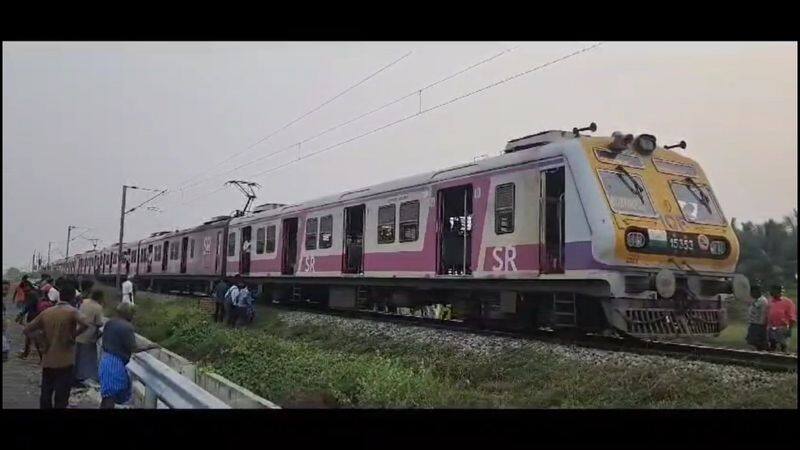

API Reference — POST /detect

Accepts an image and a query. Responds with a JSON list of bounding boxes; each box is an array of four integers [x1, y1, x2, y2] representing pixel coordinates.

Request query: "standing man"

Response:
[[767, 284, 797, 353], [235, 283, 255, 327], [225, 276, 242, 327], [745, 284, 770, 351], [121, 275, 134, 305], [22, 282, 90, 409], [212, 278, 229, 323], [3, 280, 10, 362], [98, 303, 158, 408], [74, 290, 105, 387]]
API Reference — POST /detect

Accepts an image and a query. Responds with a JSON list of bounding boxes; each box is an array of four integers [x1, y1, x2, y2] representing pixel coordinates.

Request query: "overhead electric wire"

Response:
[[126, 189, 169, 214], [169, 50, 413, 193], [170, 46, 518, 196], [172, 42, 601, 209], [245, 43, 603, 182]]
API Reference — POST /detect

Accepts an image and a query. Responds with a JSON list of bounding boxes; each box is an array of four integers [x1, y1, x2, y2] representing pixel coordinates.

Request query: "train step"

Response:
[[552, 293, 577, 327]]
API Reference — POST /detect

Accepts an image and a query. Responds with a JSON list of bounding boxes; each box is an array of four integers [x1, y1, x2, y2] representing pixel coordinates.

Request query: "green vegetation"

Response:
[[733, 210, 797, 290], [124, 292, 796, 409]]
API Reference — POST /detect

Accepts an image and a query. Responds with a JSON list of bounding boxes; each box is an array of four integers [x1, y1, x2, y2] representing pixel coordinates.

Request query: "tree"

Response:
[[734, 211, 798, 288]]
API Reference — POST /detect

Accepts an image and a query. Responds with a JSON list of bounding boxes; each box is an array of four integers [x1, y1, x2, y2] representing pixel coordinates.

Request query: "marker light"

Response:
[[709, 240, 727, 256], [626, 231, 647, 248]]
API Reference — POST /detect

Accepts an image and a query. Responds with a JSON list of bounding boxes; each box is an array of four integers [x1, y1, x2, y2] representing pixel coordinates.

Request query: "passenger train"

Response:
[[47, 125, 751, 337]]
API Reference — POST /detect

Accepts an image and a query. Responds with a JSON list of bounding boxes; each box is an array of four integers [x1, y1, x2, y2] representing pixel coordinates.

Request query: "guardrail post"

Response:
[[144, 386, 158, 408]]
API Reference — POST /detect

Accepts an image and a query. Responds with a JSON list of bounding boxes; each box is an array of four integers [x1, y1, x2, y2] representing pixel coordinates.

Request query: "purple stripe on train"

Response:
[[481, 241, 604, 272]]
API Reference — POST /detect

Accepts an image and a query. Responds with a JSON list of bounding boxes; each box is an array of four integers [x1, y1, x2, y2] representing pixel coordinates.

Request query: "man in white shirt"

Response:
[[224, 275, 242, 327], [121, 275, 134, 305], [48, 285, 60, 303]]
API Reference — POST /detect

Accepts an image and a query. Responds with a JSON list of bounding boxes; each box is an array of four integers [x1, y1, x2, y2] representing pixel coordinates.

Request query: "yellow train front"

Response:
[[570, 132, 749, 337]]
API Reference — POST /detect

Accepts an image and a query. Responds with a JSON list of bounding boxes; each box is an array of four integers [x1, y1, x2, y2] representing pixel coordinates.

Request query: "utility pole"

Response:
[[66, 225, 77, 258], [47, 241, 52, 267], [31, 251, 36, 273], [116, 185, 128, 289], [115, 184, 168, 288]]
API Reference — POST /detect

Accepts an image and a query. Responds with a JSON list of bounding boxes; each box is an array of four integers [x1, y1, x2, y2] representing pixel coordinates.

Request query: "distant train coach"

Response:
[[49, 125, 751, 337]]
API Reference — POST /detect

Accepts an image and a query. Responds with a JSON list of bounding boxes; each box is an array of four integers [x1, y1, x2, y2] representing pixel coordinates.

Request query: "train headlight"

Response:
[[655, 268, 676, 299], [633, 134, 657, 154], [709, 240, 727, 256], [626, 231, 647, 248]]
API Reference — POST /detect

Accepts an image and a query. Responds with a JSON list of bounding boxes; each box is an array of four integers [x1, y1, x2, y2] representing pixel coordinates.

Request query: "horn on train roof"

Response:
[[572, 122, 597, 137]]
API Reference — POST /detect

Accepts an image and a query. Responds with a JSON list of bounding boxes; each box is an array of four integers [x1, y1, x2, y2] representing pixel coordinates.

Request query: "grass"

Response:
[[103, 288, 797, 409]]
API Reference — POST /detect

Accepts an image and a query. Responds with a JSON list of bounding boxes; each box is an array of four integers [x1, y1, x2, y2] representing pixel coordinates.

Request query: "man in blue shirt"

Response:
[[224, 276, 241, 327], [235, 284, 255, 326]]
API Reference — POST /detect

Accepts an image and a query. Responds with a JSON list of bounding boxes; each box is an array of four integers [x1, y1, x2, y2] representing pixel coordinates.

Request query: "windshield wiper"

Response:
[[615, 165, 645, 204], [684, 177, 712, 214]]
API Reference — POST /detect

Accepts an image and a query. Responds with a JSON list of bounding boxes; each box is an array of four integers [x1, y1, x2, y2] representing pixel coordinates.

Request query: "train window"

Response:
[[653, 158, 698, 177], [190, 239, 195, 259], [156, 245, 162, 260], [378, 204, 396, 244], [256, 227, 266, 254], [112, 253, 117, 265], [171, 243, 179, 260], [399, 200, 420, 243], [495, 183, 515, 234], [266, 225, 276, 253], [305, 218, 318, 250], [670, 181, 726, 226], [319, 215, 333, 249], [598, 170, 657, 217], [594, 148, 645, 169], [228, 232, 236, 257]]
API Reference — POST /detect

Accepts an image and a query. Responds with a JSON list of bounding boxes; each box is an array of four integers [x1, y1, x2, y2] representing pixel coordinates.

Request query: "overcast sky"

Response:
[[3, 41, 797, 270]]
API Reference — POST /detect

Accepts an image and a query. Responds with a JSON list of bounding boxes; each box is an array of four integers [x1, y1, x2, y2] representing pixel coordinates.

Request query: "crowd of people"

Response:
[[3, 273, 156, 408], [211, 274, 256, 327], [745, 283, 797, 352]]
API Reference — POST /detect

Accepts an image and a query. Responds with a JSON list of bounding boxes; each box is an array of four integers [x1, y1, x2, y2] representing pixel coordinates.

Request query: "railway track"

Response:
[[148, 288, 798, 373]]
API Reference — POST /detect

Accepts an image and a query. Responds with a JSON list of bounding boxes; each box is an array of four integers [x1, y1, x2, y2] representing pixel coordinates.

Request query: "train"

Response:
[[46, 124, 752, 337]]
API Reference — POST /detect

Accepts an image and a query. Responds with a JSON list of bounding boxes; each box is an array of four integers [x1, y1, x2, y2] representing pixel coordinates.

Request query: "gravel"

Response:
[[275, 309, 798, 389]]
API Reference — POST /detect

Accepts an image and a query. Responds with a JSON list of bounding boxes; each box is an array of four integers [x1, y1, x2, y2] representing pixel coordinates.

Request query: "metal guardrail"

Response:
[[127, 351, 231, 409]]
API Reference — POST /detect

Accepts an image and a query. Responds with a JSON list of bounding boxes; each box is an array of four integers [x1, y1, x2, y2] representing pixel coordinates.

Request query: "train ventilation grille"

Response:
[[625, 309, 721, 335]]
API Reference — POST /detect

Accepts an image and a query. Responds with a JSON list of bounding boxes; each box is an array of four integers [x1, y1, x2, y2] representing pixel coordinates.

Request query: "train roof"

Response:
[[229, 130, 580, 225]]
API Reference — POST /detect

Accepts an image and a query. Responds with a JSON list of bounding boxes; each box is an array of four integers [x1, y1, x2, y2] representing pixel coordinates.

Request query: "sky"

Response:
[[2, 41, 797, 271]]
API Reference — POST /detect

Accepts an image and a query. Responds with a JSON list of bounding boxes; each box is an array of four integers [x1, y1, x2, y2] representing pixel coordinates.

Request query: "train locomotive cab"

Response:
[[571, 132, 748, 337]]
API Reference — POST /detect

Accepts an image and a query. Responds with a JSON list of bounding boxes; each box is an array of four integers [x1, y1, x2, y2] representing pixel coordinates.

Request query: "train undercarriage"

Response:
[[86, 273, 728, 338]]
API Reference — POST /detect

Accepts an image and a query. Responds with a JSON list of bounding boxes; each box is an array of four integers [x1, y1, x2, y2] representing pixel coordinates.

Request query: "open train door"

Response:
[[239, 226, 252, 275], [180, 237, 189, 274], [539, 166, 565, 274], [342, 204, 365, 274], [437, 185, 473, 275], [281, 218, 299, 275], [162, 241, 169, 271]]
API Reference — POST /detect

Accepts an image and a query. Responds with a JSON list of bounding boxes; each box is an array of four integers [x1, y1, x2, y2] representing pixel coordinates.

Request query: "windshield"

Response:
[[670, 182, 726, 225], [598, 170, 656, 217]]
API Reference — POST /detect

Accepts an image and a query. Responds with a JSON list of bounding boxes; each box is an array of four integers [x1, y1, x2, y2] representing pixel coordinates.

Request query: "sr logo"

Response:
[[491, 246, 517, 271], [300, 255, 316, 272]]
